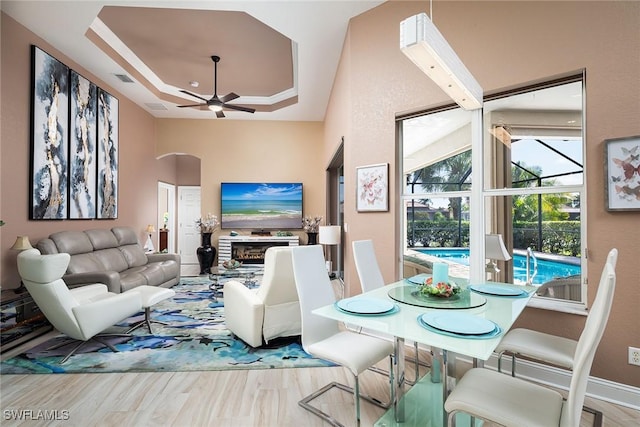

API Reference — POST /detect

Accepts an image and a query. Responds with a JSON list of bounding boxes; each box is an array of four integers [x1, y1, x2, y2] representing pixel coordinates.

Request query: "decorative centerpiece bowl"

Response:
[[223, 259, 242, 270], [420, 277, 461, 298]]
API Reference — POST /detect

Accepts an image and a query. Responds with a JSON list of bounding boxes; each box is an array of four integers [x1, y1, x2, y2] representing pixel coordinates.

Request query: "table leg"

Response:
[[431, 347, 450, 427], [394, 336, 406, 423]]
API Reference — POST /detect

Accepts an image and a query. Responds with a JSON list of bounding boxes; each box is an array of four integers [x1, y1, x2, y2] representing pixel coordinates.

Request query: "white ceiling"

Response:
[[2, 0, 384, 121]]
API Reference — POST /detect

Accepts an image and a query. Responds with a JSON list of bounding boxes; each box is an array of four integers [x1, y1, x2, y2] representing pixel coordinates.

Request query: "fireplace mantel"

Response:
[[218, 235, 299, 267]]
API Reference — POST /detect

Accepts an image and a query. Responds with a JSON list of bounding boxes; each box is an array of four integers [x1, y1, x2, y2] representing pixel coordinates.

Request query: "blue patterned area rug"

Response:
[[0, 277, 332, 374]]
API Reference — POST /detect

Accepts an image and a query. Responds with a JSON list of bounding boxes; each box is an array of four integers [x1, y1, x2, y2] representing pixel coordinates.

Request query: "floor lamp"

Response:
[[318, 225, 341, 277], [485, 234, 511, 278]]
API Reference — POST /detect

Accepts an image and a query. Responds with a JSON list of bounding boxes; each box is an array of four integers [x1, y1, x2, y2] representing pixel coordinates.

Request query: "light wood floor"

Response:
[[1, 337, 639, 427]]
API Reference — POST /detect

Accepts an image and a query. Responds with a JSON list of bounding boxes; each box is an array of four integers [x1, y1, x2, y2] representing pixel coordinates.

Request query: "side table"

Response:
[[1, 288, 52, 353]]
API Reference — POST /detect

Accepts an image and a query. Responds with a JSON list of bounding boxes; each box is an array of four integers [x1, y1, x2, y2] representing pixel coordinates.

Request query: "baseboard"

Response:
[[474, 354, 640, 411]]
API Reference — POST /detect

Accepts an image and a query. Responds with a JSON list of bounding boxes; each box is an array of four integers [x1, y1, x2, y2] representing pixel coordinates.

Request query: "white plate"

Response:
[[420, 312, 496, 335], [469, 284, 524, 297], [336, 298, 395, 314], [407, 274, 430, 285]]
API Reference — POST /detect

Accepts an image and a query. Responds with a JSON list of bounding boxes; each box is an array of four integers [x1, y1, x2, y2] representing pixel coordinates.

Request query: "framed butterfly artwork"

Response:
[[605, 135, 640, 211]]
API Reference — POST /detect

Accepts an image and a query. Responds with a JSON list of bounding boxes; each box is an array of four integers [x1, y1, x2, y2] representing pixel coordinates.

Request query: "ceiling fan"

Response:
[[177, 55, 256, 118]]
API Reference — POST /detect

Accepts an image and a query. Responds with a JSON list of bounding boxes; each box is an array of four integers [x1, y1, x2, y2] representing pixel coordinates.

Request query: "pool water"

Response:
[[416, 248, 581, 285]]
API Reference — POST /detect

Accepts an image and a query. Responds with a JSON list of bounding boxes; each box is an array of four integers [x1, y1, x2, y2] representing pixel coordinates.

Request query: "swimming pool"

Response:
[[415, 248, 581, 285]]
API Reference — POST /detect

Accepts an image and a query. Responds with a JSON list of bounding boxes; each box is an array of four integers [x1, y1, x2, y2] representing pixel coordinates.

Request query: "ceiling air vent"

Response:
[[144, 103, 168, 111], [114, 73, 134, 83]]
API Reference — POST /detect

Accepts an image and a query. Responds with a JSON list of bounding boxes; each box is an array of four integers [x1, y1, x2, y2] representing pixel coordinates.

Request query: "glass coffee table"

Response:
[[208, 266, 264, 300]]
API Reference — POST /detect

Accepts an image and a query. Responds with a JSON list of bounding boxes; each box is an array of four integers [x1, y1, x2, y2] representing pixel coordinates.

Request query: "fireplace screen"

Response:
[[231, 241, 289, 264]]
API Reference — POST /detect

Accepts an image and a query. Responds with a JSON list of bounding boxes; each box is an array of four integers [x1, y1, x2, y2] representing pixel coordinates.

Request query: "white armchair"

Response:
[[223, 246, 300, 347], [17, 249, 142, 363]]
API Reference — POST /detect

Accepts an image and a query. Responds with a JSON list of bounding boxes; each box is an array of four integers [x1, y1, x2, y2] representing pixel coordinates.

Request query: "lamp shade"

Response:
[[485, 234, 511, 261], [11, 236, 33, 251], [145, 224, 156, 233], [400, 13, 483, 111], [318, 226, 341, 245]]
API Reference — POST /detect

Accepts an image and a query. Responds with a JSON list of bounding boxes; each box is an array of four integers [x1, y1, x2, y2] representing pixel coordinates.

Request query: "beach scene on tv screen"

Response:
[[221, 183, 303, 229]]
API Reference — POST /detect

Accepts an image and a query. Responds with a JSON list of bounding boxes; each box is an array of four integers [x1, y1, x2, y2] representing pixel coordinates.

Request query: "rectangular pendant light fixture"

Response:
[[400, 13, 483, 110]]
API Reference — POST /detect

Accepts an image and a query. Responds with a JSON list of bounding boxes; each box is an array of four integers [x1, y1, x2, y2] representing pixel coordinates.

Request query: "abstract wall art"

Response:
[[30, 46, 69, 220], [69, 70, 97, 219], [97, 88, 119, 219]]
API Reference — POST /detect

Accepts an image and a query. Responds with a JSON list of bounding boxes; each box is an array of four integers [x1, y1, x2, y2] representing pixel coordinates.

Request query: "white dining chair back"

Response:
[[352, 239, 428, 384], [291, 245, 340, 351], [563, 259, 617, 426], [444, 260, 616, 427], [291, 245, 394, 426], [352, 240, 385, 293]]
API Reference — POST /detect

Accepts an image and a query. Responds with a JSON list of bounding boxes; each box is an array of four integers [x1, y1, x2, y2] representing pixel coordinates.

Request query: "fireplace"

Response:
[[231, 241, 288, 264], [218, 235, 299, 267]]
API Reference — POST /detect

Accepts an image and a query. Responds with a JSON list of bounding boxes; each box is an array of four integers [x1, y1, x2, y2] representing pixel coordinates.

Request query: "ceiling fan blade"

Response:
[[216, 110, 225, 118], [180, 90, 209, 102], [223, 104, 256, 113], [221, 92, 239, 103], [177, 103, 205, 108]]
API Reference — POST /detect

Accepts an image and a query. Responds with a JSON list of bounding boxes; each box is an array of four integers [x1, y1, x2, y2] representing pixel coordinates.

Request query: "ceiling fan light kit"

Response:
[[178, 55, 256, 118], [400, 13, 483, 111]]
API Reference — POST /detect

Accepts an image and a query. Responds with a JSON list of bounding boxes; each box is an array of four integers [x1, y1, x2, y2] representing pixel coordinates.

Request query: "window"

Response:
[[400, 75, 586, 312]]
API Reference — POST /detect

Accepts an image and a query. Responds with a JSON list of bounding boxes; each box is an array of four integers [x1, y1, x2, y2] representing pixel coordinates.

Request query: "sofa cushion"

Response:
[[50, 231, 93, 255], [157, 260, 180, 282], [119, 244, 148, 268], [85, 229, 119, 250], [140, 264, 165, 285], [112, 227, 139, 246], [95, 248, 129, 272], [119, 271, 148, 291], [67, 253, 105, 274]]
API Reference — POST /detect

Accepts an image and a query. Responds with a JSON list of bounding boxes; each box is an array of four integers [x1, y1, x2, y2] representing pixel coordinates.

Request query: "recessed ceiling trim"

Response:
[[89, 15, 298, 109]]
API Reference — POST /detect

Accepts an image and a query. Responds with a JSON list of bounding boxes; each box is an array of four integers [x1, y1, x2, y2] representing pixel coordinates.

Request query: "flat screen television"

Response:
[[220, 182, 303, 230]]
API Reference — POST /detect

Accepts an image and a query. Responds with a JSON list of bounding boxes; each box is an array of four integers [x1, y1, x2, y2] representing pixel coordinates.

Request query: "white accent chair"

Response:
[[291, 245, 394, 427], [352, 239, 427, 383], [17, 249, 142, 363], [444, 257, 616, 427], [224, 246, 300, 347]]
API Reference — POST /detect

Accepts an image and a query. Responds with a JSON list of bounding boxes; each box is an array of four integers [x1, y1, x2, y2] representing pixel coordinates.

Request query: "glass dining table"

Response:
[[312, 276, 537, 426]]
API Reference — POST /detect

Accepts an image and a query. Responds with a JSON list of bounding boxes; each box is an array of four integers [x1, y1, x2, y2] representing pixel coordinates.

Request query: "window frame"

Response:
[[399, 73, 587, 314]]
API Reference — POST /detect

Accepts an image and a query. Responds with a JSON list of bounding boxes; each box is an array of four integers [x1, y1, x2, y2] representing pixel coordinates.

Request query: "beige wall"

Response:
[[155, 119, 325, 244], [1, 13, 161, 286], [328, 1, 640, 385]]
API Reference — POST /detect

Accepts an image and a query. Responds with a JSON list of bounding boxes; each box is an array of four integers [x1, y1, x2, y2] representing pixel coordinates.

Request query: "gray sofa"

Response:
[[36, 226, 180, 293]]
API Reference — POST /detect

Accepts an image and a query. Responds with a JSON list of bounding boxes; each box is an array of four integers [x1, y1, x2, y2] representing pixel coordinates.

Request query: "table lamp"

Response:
[[144, 224, 156, 252], [11, 236, 33, 251], [318, 225, 341, 275], [485, 233, 511, 274], [11, 236, 33, 292]]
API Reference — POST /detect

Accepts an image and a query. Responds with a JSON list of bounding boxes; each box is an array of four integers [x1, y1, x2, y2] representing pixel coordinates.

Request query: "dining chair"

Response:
[[352, 239, 429, 383], [492, 248, 617, 426], [291, 245, 394, 427], [496, 248, 618, 375], [17, 249, 143, 363], [444, 259, 616, 427]]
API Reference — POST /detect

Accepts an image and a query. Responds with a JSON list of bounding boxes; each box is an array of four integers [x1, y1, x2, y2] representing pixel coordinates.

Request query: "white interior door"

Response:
[[178, 186, 201, 270]]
